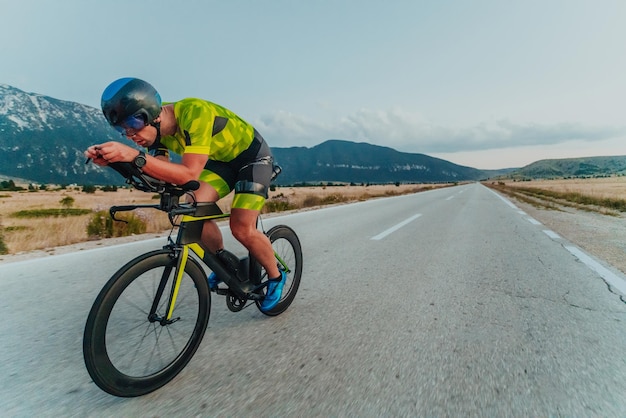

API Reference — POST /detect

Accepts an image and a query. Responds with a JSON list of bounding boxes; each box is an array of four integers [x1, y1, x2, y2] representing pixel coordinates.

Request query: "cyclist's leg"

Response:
[[231, 198, 285, 311], [230, 206, 279, 279], [197, 169, 234, 253], [229, 143, 280, 279]]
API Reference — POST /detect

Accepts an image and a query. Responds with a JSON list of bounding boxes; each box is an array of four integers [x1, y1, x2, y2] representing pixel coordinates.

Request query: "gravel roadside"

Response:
[[511, 199, 626, 276]]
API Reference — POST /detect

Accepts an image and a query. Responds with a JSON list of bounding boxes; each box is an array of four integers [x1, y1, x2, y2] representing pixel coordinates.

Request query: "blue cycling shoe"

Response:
[[208, 272, 221, 290], [260, 270, 287, 312]]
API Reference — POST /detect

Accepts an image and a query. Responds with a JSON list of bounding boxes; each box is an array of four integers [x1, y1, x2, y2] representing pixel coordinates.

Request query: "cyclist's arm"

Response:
[[141, 152, 208, 185], [90, 141, 209, 186]]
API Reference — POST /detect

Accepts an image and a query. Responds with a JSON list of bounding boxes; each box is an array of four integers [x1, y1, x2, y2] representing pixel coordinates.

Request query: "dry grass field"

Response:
[[0, 188, 171, 254], [493, 176, 626, 200], [0, 183, 440, 255], [486, 176, 626, 215]]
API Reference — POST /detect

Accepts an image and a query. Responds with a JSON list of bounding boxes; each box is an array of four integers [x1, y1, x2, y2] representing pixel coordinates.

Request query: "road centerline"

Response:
[[371, 214, 422, 241]]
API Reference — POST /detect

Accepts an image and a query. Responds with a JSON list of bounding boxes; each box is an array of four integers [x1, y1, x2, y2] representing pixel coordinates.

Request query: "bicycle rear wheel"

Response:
[[256, 225, 303, 316], [83, 250, 210, 397]]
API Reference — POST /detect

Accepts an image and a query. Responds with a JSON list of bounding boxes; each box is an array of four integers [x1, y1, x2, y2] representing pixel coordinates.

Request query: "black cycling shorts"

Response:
[[200, 130, 273, 210]]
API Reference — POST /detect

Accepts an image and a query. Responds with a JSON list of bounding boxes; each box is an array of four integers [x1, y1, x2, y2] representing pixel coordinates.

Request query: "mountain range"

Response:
[[272, 140, 502, 184], [1, 84, 623, 186], [500, 155, 626, 179], [0, 84, 121, 185]]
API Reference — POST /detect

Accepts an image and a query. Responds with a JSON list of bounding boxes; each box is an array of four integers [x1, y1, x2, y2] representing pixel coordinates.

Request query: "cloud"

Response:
[[254, 108, 626, 154]]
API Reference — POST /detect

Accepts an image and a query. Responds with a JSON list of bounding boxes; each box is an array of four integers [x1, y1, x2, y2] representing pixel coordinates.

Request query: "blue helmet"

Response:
[[101, 78, 162, 128]]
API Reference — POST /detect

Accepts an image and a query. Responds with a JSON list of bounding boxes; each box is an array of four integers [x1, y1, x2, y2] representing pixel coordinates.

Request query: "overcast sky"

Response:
[[2, 0, 626, 169]]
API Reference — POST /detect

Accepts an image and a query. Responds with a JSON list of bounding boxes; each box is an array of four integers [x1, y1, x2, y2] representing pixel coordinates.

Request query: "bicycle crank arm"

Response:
[[215, 286, 264, 301]]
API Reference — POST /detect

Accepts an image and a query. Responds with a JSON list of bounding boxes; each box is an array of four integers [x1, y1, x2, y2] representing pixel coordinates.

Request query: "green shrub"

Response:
[[5, 225, 30, 232], [11, 208, 91, 218], [263, 199, 296, 213], [320, 194, 346, 204], [300, 193, 349, 208], [0, 180, 23, 191], [302, 195, 322, 207], [87, 210, 147, 239], [59, 196, 75, 208], [0, 227, 8, 255]]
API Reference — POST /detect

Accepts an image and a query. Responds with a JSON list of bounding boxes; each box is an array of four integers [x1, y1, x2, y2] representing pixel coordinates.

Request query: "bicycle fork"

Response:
[[152, 242, 236, 323], [147, 245, 195, 325]]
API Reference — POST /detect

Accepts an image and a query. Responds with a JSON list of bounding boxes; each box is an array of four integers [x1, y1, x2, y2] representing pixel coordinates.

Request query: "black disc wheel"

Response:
[[83, 250, 210, 397]]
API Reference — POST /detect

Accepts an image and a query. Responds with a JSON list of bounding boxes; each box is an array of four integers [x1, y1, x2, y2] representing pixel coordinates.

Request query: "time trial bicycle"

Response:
[[82, 162, 302, 397]]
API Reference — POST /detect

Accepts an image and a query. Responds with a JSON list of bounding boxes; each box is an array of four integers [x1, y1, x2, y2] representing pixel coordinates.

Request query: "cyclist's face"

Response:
[[125, 125, 156, 148]]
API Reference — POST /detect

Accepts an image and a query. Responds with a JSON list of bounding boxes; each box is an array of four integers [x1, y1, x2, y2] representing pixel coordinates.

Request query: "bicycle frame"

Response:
[[141, 201, 290, 321], [105, 161, 294, 317]]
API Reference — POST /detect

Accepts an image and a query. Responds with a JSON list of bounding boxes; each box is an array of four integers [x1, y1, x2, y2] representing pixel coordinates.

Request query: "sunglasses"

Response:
[[113, 114, 148, 137]]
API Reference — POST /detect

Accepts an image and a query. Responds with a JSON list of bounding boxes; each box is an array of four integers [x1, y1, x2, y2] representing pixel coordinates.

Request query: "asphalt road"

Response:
[[1, 183, 625, 417]]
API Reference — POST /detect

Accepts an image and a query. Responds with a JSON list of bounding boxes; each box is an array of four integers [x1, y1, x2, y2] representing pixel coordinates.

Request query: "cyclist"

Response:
[[85, 77, 286, 311]]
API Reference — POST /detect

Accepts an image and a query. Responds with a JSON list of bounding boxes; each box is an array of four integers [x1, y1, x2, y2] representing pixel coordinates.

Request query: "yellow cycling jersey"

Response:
[[154, 98, 255, 162]]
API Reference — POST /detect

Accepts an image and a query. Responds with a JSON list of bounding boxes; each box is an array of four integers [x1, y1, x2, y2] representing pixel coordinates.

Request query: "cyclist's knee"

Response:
[[232, 228, 258, 248], [230, 212, 258, 244], [192, 182, 220, 202]]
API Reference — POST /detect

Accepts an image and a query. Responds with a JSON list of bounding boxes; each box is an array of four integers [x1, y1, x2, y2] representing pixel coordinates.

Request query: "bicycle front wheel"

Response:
[[83, 250, 210, 397]]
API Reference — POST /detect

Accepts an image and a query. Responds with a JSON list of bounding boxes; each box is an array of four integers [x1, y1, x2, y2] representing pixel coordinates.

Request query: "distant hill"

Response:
[[272, 140, 492, 184], [500, 156, 626, 179]]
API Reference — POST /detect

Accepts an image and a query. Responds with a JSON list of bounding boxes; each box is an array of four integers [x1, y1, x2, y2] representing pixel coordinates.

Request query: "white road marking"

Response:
[[371, 214, 422, 241], [543, 230, 561, 239], [489, 189, 518, 209], [565, 246, 626, 296]]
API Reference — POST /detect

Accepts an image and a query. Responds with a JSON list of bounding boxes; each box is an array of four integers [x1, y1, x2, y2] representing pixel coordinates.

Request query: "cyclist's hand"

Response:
[[86, 142, 140, 165], [85, 145, 108, 166]]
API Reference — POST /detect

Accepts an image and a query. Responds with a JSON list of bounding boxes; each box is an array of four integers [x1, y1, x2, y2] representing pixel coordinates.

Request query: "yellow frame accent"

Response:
[[188, 243, 205, 258], [181, 214, 229, 223], [165, 242, 205, 320], [167, 245, 188, 320]]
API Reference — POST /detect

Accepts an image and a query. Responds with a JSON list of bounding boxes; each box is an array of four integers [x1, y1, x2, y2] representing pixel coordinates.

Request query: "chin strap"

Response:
[[148, 121, 162, 153], [151, 121, 161, 142]]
